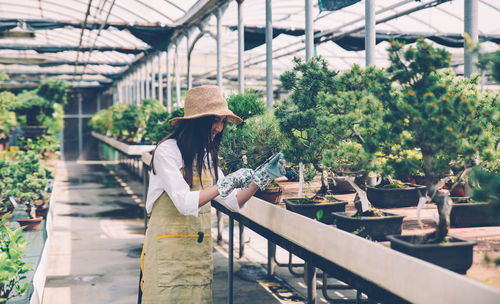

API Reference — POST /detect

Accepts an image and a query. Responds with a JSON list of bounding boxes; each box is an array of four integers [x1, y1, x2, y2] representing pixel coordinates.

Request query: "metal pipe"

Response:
[[228, 217, 234, 304], [305, 262, 316, 304], [158, 52, 164, 105], [151, 55, 156, 100], [167, 50, 172, 112], [265, 0, 273, 109], [216, 7, 223, 91], [365, 0, 376, 67], [237, 0, 244, 93], [175, 42, 181, 107], [186, 32, 192, 90], [305, 0, 313, 60], [464, 0, 478, 77]]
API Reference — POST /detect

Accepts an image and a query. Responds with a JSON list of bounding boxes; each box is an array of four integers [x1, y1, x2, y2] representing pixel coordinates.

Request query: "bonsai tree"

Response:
[[0, 159, 16, 215], [89, 108, 113, 136], [0, 91, 18, 141], [274, 56, 337, 194], [366, 38, 498, 243], [0, 214, 31, 302], [219, 90, 267, 174], [319, 64, 390, 186], [12, 78, 70, 129]]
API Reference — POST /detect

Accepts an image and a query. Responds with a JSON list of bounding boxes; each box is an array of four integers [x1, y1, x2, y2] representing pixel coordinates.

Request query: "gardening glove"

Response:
[[253, 153, 286, 190], [217, 168, 255, 197]]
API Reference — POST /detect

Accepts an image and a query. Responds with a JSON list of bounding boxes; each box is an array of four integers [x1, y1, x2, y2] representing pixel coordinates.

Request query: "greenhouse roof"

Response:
[[0, 0, 498, 88]]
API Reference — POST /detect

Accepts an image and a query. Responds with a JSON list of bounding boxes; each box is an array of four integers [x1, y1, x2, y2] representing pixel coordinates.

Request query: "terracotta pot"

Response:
[[17, 216, 43, 231], [254, 186, 283, 204]]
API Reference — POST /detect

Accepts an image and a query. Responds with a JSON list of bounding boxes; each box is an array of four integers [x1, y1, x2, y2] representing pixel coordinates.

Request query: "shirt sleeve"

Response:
[[153, 142, 201, 216], [213, 167, 246, 213]]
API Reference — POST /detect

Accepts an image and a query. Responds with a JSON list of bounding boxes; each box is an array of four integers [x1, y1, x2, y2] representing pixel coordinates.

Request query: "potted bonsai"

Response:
[[0, 90, 18, 151], [275, 56, 349, 222], [220, 91, 286, 204], [0, 214, 31, 302], [368, 38, 498, 274]]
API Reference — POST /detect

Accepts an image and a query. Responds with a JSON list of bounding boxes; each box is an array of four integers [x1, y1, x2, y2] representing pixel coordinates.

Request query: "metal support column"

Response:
[[136, 69, 140, 104], [186, 32, 192, 90], [151, 55, 156, 100], [267, 241, 276, 278], [146, 60, 151, 99], [464, 0, 478, 77], [305, 0, 313, 61], [167, 50, 172, 112], [237, 0, 244, 93], [228, 217, 234, 304], [265, 0, 273, 110], [158, 52, 164, 105], [141, 65, 146, 101], [175, 42, 181, 107], [305, 262, 317, 304], [216, 7, 223, 91], [365, 0, 376, 67], [78, 93, 83, 158]]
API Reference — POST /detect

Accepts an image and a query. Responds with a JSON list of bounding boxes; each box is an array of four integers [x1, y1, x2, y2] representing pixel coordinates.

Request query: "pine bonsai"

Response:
[[366, 38, 499, 243]]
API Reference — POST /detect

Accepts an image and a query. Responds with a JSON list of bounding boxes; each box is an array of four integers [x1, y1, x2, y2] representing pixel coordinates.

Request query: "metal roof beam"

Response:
[[0, 44, 148, 54], [0, 59, 129, 67]]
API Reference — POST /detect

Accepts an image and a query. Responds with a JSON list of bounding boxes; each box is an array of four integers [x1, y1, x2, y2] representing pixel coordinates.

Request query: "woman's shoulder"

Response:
[[156, 138, 180, 156]]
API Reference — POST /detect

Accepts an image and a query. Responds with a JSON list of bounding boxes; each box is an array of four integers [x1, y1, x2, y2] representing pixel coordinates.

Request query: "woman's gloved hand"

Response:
[[253, 153, 286, 190], [217, 168, 255, 197]]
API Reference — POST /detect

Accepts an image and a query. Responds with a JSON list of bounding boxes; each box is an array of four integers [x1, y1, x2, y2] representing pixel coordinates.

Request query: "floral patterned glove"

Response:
[[217, 168, 255, 197], [253, 153, 286, 190]]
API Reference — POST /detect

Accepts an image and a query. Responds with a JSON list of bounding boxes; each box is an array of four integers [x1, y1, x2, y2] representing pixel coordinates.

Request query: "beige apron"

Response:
[[141, 168, 213, 304]]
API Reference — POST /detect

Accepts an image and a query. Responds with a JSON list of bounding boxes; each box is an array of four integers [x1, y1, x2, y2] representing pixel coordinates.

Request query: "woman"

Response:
[[140, 85, 284, 303]]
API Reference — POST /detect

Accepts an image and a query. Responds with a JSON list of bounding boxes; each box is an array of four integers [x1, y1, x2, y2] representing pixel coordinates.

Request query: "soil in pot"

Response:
[[387, 234, 476, 274], [17, 216, 43, 231], [450, 202, 500, 228], [367, 183, 427, 208], [254, 186, 283, 204], [284, 197, 348, 224], [332, 210, 405, 241]]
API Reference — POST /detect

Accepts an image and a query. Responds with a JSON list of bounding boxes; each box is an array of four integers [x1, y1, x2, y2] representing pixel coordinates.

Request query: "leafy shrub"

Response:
[[226, 90, 266, 121], [0, 214, 31, 302]]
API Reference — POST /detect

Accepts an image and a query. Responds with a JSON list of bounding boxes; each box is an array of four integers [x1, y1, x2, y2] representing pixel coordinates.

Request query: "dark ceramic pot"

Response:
[[367, 184, 427, 208], [332, 211, 404, 241], [284, 198, 348, 224]]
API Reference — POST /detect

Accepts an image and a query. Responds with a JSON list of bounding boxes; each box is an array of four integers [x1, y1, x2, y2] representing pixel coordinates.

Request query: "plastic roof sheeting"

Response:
[[0, 0, 499, 88]]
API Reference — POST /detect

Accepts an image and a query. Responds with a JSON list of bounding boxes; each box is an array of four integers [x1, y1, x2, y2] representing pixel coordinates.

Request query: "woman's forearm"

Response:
[[198, 182, 259, 208], [236, 182, 259, 207]]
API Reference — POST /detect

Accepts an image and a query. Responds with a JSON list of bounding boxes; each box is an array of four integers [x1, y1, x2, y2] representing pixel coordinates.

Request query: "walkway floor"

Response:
[[42, 160, 500, 304]]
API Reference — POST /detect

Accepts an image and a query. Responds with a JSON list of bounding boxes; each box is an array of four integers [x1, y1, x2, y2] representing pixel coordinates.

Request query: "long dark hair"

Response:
[[151, 116, 224, 188]]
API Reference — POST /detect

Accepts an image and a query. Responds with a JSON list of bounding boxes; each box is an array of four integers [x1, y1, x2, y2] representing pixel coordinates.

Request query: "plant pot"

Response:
[[332, 211, 405, 241], [387, 234, 476, 274], [17, 216, 43, 231], [22, 126, 48, 139], [36, 204, 49, 218], [367, 184, 427, 208], [284, 198, 348, 224], [450, 202, 500, 228], [254, 186, 283, 204]]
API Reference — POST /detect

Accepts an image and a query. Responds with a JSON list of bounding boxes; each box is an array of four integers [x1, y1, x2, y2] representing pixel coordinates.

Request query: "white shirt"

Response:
[[145, 138, 243, 215]]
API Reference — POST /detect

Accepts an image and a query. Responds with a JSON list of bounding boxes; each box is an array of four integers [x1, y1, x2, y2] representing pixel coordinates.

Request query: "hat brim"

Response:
[[168, 110, 243, 127]]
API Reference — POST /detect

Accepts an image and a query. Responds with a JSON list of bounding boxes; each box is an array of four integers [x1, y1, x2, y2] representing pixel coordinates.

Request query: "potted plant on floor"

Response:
[[0, 90, 18, 152], [14, 152, 49, 230], [0, 214, 31, 302], [368, 38, 498, 274]]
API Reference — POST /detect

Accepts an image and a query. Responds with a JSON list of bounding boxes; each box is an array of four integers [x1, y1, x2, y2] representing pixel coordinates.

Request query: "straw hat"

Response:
[[168, 85, 242, 126]]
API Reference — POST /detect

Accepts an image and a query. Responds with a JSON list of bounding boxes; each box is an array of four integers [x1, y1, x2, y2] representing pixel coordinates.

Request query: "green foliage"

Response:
[[369, 38, 498, 186], [219, 113, 285, 175], [19, 134, 60, 160], [142, 111, 170, 143], [469, 168, 500, 223], [10, 78, 70, 128], [275, 56, 337, 170], [88, 108, 113, 135], [0, 159, 16, 213], [226, 90, 266, 121], [0, 91, 18, 136], [0, 214, 31, 302], [36, 78, 71, 105]]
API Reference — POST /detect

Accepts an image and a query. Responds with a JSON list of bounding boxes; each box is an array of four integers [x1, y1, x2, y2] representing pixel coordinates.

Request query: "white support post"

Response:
[[305, 0, 313, 61], [365, 0, 376, 67], [237, 0, 244, 93], [464, 0, 478, 77], [265, 0, 273, 110], [175, 42, 181, 107], [167, 50, 172, 112], [158, 52, 164, 105]]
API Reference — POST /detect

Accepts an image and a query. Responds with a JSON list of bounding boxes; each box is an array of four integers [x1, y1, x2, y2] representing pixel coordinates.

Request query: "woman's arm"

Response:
[[198, 181, 259, 208]]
